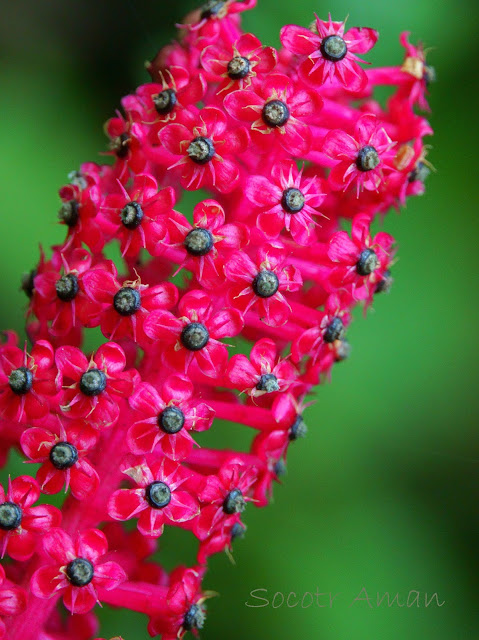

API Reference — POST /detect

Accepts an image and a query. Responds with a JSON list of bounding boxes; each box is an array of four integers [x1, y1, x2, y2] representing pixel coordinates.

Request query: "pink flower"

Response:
[[399, 32, 435, 111], [195, 458, 257, 541], [20, 421, 99, 500], [0, 476, 61, 561], [181, 0, 257, 46], [108, 456, 199, 538], [224, 73, 321, 156], [144, 290, 244, 378], [31, 528, 126, 614], [280, 14, 378, 91], [98, 174, 173, 257], [245, 162, 326, 245], [103, 114, 147, 179], [291, 292, 352, 364], [323, 114, 397, 195], [147, 566, 207, 639], [127, 375, 214, 460], [57, 163, 108, 254], [227, 338, 297, 398], [165, 199, 249, 288], [325, 212, 395, 300], [82, 261, 178, 344], [32, 248, 101, 336], [55, 342, 138, 428], [0, 565, 26, 640], [131, 66, 206, 128], [159, 107, 248, 193], [0, 336, 58, 422], [200, 32, 277, 94], [225, 245, 302, 326]]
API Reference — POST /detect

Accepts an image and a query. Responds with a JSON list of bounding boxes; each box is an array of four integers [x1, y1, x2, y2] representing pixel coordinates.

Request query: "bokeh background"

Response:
[[1, 0, 478, 638]]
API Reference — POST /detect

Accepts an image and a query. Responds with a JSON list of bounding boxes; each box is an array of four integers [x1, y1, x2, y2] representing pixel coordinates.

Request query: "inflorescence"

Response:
[[0, 3, 433, 639]]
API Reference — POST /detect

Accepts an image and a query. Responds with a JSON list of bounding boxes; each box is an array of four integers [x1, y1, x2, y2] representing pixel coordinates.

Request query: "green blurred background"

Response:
[[1, 0, 478, 638]]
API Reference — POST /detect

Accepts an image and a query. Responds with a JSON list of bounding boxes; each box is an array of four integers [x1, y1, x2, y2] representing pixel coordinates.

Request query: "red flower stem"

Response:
[[367, 67, 411, 85], [243, 315, 301, 341], [206, 400, 279, 430], [186, 447, 261, 471], [98, 581, 169, 616]]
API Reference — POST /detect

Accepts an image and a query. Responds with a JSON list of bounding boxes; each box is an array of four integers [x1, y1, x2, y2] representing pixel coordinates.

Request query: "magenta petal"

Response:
[[227, 354, 258, 388], [63, 585, 97, 614], [245, 175, 281, 207], [31, 565, 66, 599], [213, 157, 240, 194], [69, 463, 99, 500], [127, 421, 158, 454], [208, 308, 243, 339], [346, 26, 379, 54], [20, 427, 55, 461], [22, 504, 61, 532], [328, 231, 359, 264], [162, 374, 192, 404], [129, 382, 162, 415], [144, 310, 181, 341], [322, 129, 358, 160], [224, 90, 263, 122], [159, 123, 191, 155], [55, 347, 88, 381], [76, 528, 108, 563], [167, 491, 199, 522], [108, 488, 146, 521], [250, 338, 276, 370], [82, 269, 117, 304], [93, 561, 126, 590], [6, 530, 36, 561], [11, 475, 40, 507], [138, 508, 164, 538], [42, 528, 74, 563], [94, 342, 126, 375], [280, 24, 318, 55], [356, 114, 379, 146]]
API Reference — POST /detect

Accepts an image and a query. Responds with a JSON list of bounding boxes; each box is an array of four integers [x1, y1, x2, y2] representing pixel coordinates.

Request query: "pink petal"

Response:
[[31, 565, 66, 599], [63, 585, 97, 614], [250, 338, 277, 371], [143, 310, 181, 342], [322, 129, 358, 160], [199, 107, 227, 139], [227, 354, 258, 388], [209, 308, 243, 339], [93, 561, 126, 590], [108, 488, 146, 521], [11, 475, 40, 508], [356, 114, 379, 146], [245, 175, 281, 207], [95, 342, 126, 375], [20, 427, 55, 460], [22, 504, 61, 533], [42, 527, 74, 563], [167, 491, 199, 522], [224, 90, 263, 122], [129, 382, 163, 415], [69, 462, 99, 500], [55, 346, 88, 381], [162, 374, 193, 404], [82, 269, 117, 304], [280, 25, 318, 56], [159, 123, 191, 155], [346, 26, 379, 54]]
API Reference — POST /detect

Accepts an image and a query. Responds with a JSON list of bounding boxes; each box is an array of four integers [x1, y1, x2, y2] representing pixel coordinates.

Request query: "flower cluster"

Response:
[[0, 4, 433, 639]]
